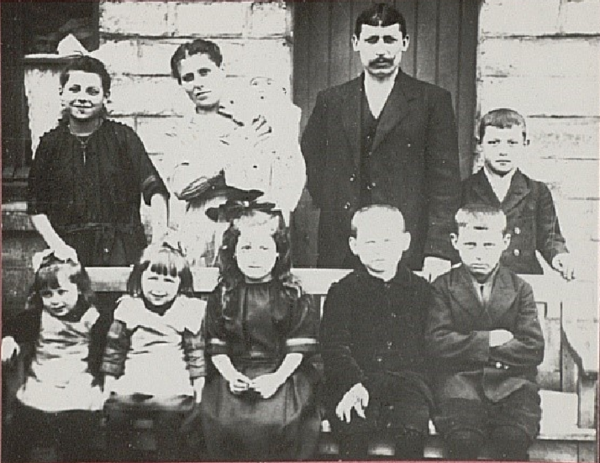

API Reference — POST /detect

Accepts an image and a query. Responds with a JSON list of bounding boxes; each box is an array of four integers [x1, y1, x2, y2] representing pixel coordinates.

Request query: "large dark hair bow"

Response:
[[205, 188, 280, 222], [206, 199, 278, 223]]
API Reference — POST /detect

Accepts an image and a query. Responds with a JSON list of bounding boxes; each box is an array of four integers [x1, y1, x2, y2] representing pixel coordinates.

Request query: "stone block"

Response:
[[527, 117, 600, 161], [95, 39, 139, 75], [222, 39, 292, 86], [553, 198, 599, 271], [480, 0, 561, 37], [137, 39, 188, 76], [100, 2, 169, 36], [521, 158, 599, 200], [109, 76, 184, 116], [174, 2, 248, 37], [560, 0, 600, 35], [478, 76, 600, 117], [248, 2, 289, 37], [479, 37, 600, 78]]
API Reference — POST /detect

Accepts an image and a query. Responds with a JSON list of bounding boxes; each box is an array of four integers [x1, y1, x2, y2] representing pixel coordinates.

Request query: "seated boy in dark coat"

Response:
[[426, 204, 544, 460], [320, 205, 434, 460], [462, 108, 574, 279]]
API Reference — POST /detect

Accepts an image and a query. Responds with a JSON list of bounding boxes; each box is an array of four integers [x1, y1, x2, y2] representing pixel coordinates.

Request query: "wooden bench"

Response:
[[3, 268, 597, 461]]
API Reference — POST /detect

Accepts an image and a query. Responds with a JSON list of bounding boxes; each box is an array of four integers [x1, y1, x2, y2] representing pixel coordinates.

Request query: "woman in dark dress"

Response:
[[27, 56, 169, 266], [200, 208, 321, 460]]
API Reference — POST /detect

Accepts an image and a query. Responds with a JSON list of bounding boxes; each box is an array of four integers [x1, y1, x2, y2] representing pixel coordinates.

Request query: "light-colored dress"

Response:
[[102, 295, 205, 402], [17, 308, 105, 412]]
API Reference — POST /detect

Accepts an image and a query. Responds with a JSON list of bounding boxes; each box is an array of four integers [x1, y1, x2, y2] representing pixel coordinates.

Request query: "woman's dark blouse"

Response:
[[205, 280, 319, 362], [27, 119, 168, 230]]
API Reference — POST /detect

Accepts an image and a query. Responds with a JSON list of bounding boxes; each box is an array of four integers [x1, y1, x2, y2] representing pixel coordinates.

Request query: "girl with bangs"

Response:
[[101, 242, 206, 461], [200, 208, 321, 460], [1, 251, 110, 462]]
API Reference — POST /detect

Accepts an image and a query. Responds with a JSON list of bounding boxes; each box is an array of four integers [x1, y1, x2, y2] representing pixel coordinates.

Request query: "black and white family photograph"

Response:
[[1, 1, 598, 461]]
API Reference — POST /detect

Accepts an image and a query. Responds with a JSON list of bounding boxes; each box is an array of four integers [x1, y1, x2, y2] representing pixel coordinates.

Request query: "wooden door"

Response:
[[291, 0, 480, 267]]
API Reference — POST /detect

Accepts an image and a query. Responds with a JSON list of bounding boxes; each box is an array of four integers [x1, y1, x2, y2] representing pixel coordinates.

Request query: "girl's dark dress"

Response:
[[201, 280, 321, 460], [27, 118, 169, 266]]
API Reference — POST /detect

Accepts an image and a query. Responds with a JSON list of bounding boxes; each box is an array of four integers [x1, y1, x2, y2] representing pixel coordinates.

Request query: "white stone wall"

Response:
[[477, 0, 600, 283], [94, 0, 293, 179]]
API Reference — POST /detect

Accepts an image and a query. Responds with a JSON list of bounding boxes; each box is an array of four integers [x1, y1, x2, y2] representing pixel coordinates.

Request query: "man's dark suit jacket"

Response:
[[462, 168, 569, 274], [426, 264, 544, 403], [301, 70, 461, 269]]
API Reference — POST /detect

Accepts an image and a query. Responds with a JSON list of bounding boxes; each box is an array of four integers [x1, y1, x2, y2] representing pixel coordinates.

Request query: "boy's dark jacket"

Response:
[[320, 264, 433, 408], [462, 168, 568, 274], [2, 302, 113, 384], [426, 264, 544, 403]]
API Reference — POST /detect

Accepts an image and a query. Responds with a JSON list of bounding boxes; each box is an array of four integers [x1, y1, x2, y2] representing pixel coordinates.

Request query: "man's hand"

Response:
[[335, 383, 369, 424], [552, 253, 575, 281], [489, 329, 514, 347], [1, 337, 19, 363], [250, 373, 285, 399], [422, 256, 451, 282]]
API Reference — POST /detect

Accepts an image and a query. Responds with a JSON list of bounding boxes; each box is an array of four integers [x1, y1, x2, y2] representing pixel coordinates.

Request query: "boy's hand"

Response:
[[336, 383, 369, 424], [192, 377, 205, 403], [552, 253, 575, 281], [489, 329, 514, 347], [422, 257, 451, 282], [1, 337, 19, 363], [250, 373, 284, 399]]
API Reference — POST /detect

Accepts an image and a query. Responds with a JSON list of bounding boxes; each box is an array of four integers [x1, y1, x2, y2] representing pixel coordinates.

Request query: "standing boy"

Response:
[[426, 204, 544, 460], [462, 108, 574, 279], [320, 205, 433, 460]]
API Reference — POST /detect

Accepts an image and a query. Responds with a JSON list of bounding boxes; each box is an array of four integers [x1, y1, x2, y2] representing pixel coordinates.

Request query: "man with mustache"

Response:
[[301, 3, 461, 281]]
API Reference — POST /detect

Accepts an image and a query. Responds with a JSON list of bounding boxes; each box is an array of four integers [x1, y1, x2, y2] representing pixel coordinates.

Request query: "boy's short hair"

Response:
[[455, 204, 508, 235], [478, 108, 527, 142], [170, 38, 223, 83], [355, 3, 407, 38], [350, 204, 406, 238]]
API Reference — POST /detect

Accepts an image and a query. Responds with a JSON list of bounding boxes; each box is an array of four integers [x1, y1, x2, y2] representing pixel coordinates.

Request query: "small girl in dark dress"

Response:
[[27, 55, 169, 266], [201, 208, 321, 460], [1, 251, 111, 462]]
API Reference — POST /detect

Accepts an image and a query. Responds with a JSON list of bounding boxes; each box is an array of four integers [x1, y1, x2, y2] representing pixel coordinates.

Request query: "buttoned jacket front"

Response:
[[301, 71, 461, 269], [462, 169, 568, 274]]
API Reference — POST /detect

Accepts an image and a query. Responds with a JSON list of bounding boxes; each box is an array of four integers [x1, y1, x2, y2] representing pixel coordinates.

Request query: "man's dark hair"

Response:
[[170, 38, 223, 83], [354, 3, 407, 38]]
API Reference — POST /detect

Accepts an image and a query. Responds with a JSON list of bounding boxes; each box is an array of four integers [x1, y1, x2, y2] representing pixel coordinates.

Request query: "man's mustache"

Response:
[[369, 58, 393, 66]]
